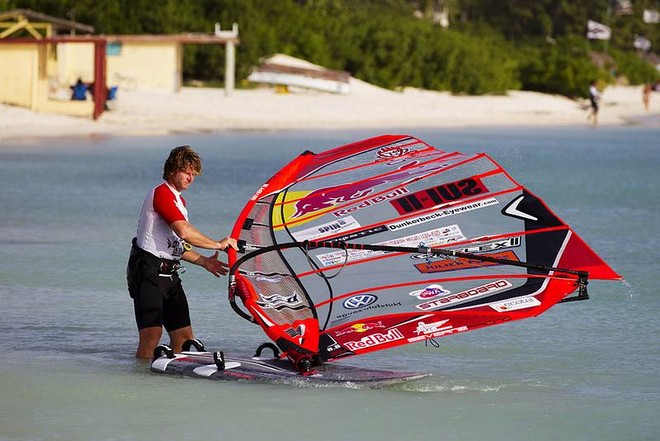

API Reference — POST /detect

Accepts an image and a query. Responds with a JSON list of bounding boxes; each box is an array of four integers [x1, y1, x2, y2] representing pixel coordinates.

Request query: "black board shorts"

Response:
[[127, 241, 191, 332]]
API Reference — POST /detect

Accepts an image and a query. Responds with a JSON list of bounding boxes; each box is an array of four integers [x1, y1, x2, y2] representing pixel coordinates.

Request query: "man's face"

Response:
[[169, 167, 198, 192]]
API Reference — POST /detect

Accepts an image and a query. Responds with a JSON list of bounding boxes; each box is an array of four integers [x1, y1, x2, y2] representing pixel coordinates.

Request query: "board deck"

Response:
[[151, 350, 430, 387]]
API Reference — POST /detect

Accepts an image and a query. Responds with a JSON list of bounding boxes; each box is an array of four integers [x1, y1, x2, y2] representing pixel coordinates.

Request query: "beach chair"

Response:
[[105, 86, 118, 110], [70, 83, 88, 101]]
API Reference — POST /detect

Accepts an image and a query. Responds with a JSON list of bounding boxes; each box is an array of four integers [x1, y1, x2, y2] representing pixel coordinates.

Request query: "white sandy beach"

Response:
[[1, 64, 657, 143]]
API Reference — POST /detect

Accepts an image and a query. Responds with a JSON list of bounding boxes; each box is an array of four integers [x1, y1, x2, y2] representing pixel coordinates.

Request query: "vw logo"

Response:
[[343, 294, 378, 309]]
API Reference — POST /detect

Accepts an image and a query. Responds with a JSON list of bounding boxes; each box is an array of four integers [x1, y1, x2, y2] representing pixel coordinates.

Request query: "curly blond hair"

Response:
[[162, 145, 202, 179]]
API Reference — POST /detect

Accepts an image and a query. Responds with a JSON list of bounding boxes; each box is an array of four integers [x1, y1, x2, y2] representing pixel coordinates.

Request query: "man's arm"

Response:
[[181, 248, 229, 277], [170, 220, 237, 251]]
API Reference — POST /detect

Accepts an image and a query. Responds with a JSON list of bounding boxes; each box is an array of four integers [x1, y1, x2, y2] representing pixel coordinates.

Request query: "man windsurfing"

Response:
[[127, 145, 237, 359]]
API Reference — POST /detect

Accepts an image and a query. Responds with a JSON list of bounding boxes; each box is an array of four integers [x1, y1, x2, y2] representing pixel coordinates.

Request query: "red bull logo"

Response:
[[332, 187, 408, 218], [292, 161, 448, 218], [335, 321, 385, 336], [343, 329, 404, 351]]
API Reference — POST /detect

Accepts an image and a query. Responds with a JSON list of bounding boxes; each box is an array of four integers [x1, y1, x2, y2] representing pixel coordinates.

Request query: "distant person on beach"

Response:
[[588, 81, 600, 126], [126, 145, 238, 359], [643, 83, 652, 111], [70, 78, 88, 101]]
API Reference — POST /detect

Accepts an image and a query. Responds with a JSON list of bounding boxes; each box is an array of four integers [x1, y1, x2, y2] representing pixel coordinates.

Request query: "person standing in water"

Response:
[[126, 145, 238, 359]]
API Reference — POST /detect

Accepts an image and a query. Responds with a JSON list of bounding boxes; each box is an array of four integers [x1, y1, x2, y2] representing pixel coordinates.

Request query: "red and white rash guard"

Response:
[[136, 182, 188, 260]]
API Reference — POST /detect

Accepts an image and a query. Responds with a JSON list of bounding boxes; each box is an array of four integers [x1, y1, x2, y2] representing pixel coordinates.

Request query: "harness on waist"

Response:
[[130, 237, 183, 274]]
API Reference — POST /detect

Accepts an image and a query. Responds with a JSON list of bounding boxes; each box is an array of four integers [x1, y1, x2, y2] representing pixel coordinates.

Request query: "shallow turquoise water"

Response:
[[1, 126, 658, 441]]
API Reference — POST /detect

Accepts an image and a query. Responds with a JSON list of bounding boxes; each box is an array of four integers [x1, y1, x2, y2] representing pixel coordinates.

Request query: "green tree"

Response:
[[1, 0, 656, 94]]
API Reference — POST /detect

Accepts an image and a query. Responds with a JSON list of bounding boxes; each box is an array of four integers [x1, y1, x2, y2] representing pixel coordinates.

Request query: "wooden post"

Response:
[[92, 39, 106, 120]]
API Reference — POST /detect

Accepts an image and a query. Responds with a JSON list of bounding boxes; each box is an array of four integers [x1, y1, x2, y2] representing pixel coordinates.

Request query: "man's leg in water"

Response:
[[168, 326, 194, 353], [136, 326, 163, 359]]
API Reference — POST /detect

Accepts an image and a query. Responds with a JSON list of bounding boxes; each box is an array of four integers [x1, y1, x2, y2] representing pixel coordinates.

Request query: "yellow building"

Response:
[[57, 31, 239, 94], [0, 9, 238, 119]]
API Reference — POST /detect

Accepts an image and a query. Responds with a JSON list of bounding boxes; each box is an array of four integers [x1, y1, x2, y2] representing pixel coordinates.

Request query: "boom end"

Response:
[[559, 273, 590, 303]]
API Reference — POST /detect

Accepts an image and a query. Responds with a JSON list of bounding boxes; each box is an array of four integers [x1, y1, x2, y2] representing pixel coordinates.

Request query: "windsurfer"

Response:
[[127, 145, 238, 359]]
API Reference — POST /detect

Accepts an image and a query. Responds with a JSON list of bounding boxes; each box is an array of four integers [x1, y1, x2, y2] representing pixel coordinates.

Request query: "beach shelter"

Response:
[[0, 9, 107, 118]]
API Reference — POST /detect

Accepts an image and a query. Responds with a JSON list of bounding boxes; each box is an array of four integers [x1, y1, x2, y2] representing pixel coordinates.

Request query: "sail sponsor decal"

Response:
[[489, 296, 541, 312], [414, 250, 519, 274], [322, 335, 344, 357], [406, 319, 469, 342], [332, 187, 409, 217], [502, 195, 538, 221], [315, 225, 466, 267], [334, 321, 386, 337], [343, 329, 405, 351], [414, 319, 449, 333], [329, 225, 389, 242], [256, 275, 285, 283], [284, 324, 306, 338], [415, 280, 513, 311], [382, 224, 465, 247], [455, 236, 521, 253], [291, 161, 450, 219], [409, 284, 451, 300], [342, 294, 378, 309], [374, 139, 449, 164], [256, 291, 306, 311], [387, 198, 499, 231], [375, 143, 411, 162], [292, 215, 361, 241], [333, 300, 403, 322], [250, 183, 269, 201], [410, 236, 522, 261], [390, 177, 488, 215]]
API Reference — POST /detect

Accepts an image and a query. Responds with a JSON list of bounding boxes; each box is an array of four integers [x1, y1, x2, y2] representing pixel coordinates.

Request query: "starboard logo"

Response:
[[415, 280, 513, 310], [343, 294, 378, 309]]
